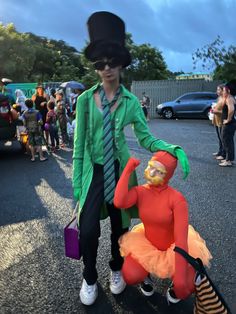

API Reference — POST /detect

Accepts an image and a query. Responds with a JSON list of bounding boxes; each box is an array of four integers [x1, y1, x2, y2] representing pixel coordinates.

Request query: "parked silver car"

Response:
[[156, 92, 218, 119]]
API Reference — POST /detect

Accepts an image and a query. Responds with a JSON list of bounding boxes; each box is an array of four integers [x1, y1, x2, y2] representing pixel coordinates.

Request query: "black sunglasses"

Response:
[[93, 58, 121, 70]]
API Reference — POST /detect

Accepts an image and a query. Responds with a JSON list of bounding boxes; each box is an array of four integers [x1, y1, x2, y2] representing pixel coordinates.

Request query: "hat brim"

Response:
[[85, 40, 131, 68]]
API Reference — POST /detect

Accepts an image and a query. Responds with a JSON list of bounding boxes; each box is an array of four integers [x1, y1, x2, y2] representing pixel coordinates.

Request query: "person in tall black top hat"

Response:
[[84, 11, 131, 68], [72, 11, 190, 306]]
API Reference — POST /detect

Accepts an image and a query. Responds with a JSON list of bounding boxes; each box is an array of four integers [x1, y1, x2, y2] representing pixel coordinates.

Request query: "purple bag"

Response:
[[44, 122, 50, 131], [64, 217, 81, 260]]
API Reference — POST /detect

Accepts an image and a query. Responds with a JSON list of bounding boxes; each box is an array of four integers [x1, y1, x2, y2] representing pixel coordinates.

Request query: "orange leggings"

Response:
[[122, 254, 195, 296]]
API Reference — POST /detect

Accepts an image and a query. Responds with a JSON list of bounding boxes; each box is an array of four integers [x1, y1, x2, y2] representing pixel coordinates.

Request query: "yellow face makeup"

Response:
[[144, 160, 167, 186]]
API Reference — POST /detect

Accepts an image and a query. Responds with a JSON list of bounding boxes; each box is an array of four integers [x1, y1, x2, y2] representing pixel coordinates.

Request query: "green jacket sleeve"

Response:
[[72, 92, 87, 200], [131, 98, 189, 178], [132, 98, 179, 154]]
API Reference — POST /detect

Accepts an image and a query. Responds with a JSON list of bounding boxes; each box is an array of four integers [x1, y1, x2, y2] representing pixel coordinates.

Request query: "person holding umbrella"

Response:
[[59, 81, 85, 116], [72, 11, 189, 306], [55, 90, 69, 147]]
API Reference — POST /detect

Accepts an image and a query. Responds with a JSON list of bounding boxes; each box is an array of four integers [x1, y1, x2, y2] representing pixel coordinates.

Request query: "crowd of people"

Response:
[[25, 85, 84, 160], [0, 80, 84, 162]]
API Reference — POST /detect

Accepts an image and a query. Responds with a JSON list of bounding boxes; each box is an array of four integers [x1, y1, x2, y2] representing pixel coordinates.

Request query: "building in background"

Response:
[[176, 72, 213, 81]]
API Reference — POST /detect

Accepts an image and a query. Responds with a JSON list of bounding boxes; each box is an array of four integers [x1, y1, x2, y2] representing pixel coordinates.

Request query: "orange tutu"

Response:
[[119, 223, 212, 279]]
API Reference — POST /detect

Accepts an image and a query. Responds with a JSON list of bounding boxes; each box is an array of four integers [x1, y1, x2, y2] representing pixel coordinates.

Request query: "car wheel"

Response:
[[162, 108, 173, 119]]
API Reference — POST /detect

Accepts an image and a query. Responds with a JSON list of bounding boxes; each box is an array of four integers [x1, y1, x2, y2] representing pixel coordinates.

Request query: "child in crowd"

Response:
[[22, 99, 47, 162], [55, 90, 68, 147], [46, 101, 59, 152]]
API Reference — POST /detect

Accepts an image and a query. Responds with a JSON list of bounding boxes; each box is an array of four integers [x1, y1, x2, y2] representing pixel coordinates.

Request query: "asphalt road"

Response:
[[0, 118, 235, 314]]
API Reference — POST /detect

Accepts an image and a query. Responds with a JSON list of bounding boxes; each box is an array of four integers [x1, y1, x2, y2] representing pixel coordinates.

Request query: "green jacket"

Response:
[[72, 84, 180, 228]]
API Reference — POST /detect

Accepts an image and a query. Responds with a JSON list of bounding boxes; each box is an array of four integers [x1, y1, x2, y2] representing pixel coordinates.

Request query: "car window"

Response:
[[204, 94, 217, 100], [179, 94, 195, 101], [179, 93, 217, 101]]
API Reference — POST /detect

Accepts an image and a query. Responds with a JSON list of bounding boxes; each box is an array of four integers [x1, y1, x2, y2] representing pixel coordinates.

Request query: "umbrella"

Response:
[[60, 81, 85, 90]]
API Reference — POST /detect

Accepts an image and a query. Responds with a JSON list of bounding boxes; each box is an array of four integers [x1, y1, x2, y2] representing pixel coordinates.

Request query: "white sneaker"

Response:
[[166, 286, 180, 304], [110, 271, 126, 294], [219, 160, 233, 167], [79, 279, 98, 306], [140, 276, 155, 296], [216, 155, 225, 160]]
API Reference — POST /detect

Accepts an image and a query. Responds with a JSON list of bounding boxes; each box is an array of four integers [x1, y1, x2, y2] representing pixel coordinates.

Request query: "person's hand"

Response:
[[40, 101, 47, 107], [72, 206, 78, 220], [175, 148, 190, 179], [126, 157, 140, 172], [223, 119, 229, 125]]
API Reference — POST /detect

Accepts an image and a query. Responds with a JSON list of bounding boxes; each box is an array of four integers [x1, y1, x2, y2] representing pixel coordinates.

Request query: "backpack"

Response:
[[24, 110, 39, 132]]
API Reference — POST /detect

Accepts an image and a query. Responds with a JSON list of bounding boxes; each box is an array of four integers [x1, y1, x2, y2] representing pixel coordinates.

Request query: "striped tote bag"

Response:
[[174, 247, 231, 314]]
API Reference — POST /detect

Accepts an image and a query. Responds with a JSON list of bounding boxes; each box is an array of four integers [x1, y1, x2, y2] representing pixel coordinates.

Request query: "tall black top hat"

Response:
[[84, 11, 131, 68]]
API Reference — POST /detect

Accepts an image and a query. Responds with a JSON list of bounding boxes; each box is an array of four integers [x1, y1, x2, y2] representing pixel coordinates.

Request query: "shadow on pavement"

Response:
[[0, 146, 72, 227]]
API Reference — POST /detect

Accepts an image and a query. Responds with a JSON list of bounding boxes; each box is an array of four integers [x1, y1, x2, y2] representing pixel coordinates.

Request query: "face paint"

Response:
[[144, 160, 167, 186]]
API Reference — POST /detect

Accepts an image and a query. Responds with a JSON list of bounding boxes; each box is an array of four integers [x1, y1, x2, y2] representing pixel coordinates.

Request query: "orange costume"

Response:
[[114, 151, 212, 299]]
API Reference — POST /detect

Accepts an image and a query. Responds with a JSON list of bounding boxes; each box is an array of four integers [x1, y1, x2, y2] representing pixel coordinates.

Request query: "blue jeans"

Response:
[[49, 124, 59, 147]]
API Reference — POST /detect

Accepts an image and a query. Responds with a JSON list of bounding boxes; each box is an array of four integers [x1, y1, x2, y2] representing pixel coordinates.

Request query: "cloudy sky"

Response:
[[1, 0, 236, 73]]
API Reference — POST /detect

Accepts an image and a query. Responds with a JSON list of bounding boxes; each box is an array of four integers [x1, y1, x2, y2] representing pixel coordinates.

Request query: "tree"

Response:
[[123, 34, 169, 87], [0, 23, 36, 81], [0, 23, 85, 83], [79, 33, 170, 89], [0, 23, 172, 88], [192, 35, 236, 81]]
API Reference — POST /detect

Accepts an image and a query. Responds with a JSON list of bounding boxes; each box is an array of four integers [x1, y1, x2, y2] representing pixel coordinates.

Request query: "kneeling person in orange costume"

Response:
[[114, 151, 212, 300]]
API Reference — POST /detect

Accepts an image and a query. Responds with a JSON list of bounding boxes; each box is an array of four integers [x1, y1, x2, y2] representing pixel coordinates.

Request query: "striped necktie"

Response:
[[99, 87, 120, 204]]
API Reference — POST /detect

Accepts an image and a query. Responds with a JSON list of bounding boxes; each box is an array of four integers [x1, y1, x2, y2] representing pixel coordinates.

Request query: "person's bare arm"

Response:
[[223, 97, 235, 124]]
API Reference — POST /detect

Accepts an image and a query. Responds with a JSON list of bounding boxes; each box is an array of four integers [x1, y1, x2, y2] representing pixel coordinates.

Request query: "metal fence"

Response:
[[131, 79, 223, 118]]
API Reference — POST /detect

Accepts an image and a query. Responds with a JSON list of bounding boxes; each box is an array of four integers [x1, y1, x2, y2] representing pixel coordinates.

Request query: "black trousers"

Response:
[[79, 161, 128, 285], [222, 122, 236, 161]]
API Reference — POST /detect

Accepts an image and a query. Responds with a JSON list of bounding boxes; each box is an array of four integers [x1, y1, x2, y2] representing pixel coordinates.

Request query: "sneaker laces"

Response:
[[85, 281, 95, 294], [143, 276, 153, 285], [111, 271, 121, 284]]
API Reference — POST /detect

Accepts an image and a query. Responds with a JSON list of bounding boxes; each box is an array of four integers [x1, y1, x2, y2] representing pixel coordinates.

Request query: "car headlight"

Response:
[[157, 104, 163, 109]]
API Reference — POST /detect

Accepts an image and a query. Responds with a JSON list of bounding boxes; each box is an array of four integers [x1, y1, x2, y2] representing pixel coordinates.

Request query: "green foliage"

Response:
[[123, 33, 169, 87], [0, 24, 172, 88], [192, 35, 236, 81], [0, 23, 84, 83]]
